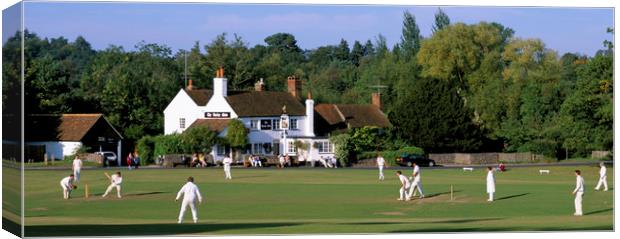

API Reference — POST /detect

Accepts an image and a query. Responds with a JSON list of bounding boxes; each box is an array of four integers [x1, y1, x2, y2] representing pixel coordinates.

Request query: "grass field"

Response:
[[14, 165, 615, 236]]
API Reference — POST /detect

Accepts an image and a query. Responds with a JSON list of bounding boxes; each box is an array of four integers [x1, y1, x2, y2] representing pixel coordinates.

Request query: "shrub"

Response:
[[379, 146, 425, 166], [330, 133, 353, 166], [137, 135, 156, 164]]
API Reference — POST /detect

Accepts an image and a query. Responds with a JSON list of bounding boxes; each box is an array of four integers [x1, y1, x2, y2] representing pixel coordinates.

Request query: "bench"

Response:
[[539, 169, 550, 175], [462, 167, 474, 172]]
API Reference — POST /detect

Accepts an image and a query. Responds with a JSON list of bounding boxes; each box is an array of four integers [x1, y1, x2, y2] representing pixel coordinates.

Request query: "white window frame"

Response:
[[290, 118, 298, 130], [317, 141, 333, 154], [179, 118, 186, 129], [250, 120, 258, 130], [287, 141, 297, 154], [217, 145, 226, 156], [253, 143, 263, 155], [272, 119, 281, 131]]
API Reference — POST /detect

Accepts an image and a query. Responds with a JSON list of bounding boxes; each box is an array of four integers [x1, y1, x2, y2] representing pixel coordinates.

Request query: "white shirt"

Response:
[[110, 174, 122, 185], [398, 174, 410, 188], [73, 159, 82, 171], [412, 165, 421, 182], [60, 176, 74, 188], [600, 166, 607, 178], [223, 157, 232, 166], [486, 170, 496, 193], [176, 182, 203, 203], [573, 175, 585, 193], [377, 157, 385, 166]]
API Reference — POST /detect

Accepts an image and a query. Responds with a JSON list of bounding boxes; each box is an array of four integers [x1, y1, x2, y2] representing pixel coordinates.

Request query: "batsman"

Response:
[[102, 171, 123, 198]]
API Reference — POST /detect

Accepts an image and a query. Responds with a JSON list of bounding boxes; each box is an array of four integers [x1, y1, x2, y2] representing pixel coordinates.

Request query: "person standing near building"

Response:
[[72, 155, 83, 182], [573, 170, 585, 216], [407, 162, 424, 200], [175, 176, 203, 224], [126, 153, 133, 170], [595, 162, 608, 191], [223, 156, 232, 179], [254, 155, 262, 167], [133, 152, 141, 169], [102, 171, 123, 198], [60, 174, 76, 199], [376, 154, 386, 181], [278, 154, 285, 168], [486, 166, 496, 202], [396, 171, 410, 201]]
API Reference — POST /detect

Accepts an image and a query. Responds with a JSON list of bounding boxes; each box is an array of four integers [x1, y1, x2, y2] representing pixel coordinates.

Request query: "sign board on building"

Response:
[[205, 112, 230, 118], [280, 114, 289, 130], [260, 120, 272, 130]]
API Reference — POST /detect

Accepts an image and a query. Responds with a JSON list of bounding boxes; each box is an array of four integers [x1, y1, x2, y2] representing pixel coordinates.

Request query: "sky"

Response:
[[5, 2, 615, 56]]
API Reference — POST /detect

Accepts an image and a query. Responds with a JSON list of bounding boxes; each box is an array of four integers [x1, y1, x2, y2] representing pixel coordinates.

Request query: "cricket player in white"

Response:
[[486, 167, 496, 201], [223, 157, 232, 179], [60, 174, 76, 199], [595, 162, 608, 191], [376, 155, 385, 181], [407, 163, 424, 200], [102, 171, 123, 198], [396, 171, 410, 201], [73, 156, 83, 182], [573, 170, 585, 216], [176, 176, 203, 223]]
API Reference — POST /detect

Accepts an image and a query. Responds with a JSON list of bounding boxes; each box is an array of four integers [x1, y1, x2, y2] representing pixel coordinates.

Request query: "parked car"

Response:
[[396, 153, 436, 167], [96, 151, 118, 167]]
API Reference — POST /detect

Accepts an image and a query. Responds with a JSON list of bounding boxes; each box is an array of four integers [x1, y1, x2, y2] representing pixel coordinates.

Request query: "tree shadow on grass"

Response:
[[422, 190, 463, 199], [495, 193, 529, 201], [126, 191, 168, 196], [341, 218, 502, 226], [25, 222, 301, 237], [585, 208, 613, 215]]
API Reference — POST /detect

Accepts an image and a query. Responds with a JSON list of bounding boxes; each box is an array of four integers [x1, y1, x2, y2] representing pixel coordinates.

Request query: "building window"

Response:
[[317, 141, 333, 153], [179, 118, 186, 129], [272, 119, 280, 131], [252, 143, 263, 155], [250, 120, 258, 130], [287, 141, 297, 154], [290, 119, 298, 129], [217, 145, 226, 156]]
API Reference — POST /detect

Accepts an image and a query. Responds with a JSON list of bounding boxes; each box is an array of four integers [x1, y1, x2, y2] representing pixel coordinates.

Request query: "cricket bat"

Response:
[[104, 172, 111, 179]]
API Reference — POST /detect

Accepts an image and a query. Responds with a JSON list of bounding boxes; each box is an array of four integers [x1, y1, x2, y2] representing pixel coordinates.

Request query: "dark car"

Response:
[[396, 153, 436, 167]]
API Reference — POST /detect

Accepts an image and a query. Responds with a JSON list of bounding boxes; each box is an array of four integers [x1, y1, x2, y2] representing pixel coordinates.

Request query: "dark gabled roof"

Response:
[[226, 91, 305, 117], [187, 119, 231, 133], [25, 114, 123, 141], [315, 104, 392, 129], [183, 89, 306, 117], [184, 89, 213, 105]]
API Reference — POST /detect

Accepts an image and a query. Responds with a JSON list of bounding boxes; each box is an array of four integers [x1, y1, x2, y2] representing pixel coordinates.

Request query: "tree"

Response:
[[225, 119, 248, 159], [181, 125, 219, 154], [400, 11, 421, 59], [350, 40, 364, 66], [432, 8, 451, 34], [335, 38, 351, 62]]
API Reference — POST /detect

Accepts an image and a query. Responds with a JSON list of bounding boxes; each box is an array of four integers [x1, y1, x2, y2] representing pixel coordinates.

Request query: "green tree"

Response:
[[181, 125, 219, 154], [225, 119, 249, 159], [432, 8, 451, 34], [400, 11, 422, 59]]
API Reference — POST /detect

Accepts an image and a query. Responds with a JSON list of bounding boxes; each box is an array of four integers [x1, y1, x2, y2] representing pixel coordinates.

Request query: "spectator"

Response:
[[126, 153, 133, 170], [197, 153, 207, 167], [133, 152, 141, 169], [285, 154, 291, 167], [278, 154, 285, 168]]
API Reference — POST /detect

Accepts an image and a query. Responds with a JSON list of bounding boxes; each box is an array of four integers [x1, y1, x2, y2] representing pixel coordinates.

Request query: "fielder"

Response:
[[572, 169, 585, 216], [73, 156, 83, 182], [486, 166, 496, 201], [376, 155, 385, 181], [60, 174, 76, 199], [407, 162, 424, 200], [223, 157, 232, 179], [176, 176, 203, 224], [102, 171, 123, 198], [396, 171, 410, 201], [594, 162, 608, 191]]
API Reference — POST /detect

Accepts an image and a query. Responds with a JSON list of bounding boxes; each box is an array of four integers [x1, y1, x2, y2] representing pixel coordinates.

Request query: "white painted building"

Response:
[[164, 68, 391, 164]]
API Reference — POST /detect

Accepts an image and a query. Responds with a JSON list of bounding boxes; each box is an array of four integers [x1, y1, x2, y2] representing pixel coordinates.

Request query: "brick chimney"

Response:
[[287, 76, 301, 99], [372, 92, 381, 109], [186, 79, 193, 90], [255, 78, 265, 91]]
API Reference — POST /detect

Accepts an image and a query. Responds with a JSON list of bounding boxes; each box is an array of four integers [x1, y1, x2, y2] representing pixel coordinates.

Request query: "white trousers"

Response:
[[224, 165, 232, 179], [595, 176, 608, 191], [255, 160, 262, 167], [399, 186, 409, 200], [61, 184, 72, 199], [73, 169, 81, 182], [103, 184, 122, 198], [178, 200, 198, 222], [488, 192, 494, 201], [378, 166, 384, 180], [574, 192, 583, 215], [407, 180, 424, 198]]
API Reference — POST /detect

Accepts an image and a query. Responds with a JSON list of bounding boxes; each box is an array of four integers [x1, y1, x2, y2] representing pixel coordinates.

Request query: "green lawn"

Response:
[[19, 165, 613, 236]]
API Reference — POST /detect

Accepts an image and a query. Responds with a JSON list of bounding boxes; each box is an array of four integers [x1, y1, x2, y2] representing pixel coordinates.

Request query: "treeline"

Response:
[[2, 9, 613, 158]]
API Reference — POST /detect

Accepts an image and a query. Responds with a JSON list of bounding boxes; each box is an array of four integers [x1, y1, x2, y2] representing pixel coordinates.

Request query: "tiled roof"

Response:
[[187, 119, 231, 133], [184, 89, 306, 117], [314, 104, 392, 129], [25, 114, 122, 141]]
